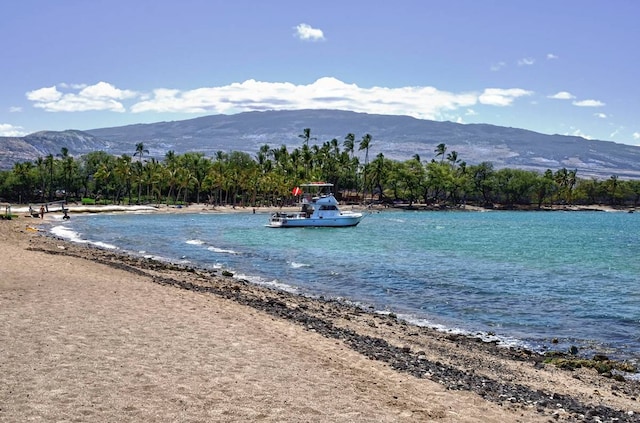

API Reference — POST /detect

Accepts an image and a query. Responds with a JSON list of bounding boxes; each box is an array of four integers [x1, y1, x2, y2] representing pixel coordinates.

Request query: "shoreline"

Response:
[[5, 200, 636, 219], [1, 215, 639, 421]]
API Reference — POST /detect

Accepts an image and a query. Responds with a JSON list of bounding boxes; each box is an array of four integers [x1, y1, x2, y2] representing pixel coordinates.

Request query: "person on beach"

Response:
[[39, 205, 45, 219]]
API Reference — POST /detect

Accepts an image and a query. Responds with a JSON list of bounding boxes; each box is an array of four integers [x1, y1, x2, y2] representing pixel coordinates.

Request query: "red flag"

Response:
[[292, 187, 302, 196]]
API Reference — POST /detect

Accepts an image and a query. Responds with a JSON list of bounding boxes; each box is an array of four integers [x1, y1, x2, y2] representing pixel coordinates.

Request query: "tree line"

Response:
[[1, 129, 640, 208]]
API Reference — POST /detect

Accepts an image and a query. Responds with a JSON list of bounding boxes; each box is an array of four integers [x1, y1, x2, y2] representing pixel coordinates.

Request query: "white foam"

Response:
[[290, 261, 310, 268], [186, 239, 205, 245], [232, 273, 298, 293], [207, 246, 239, 255], [626, 372, 640, 381], [395, 312, 530, 351], [50, 225, 117, 250]]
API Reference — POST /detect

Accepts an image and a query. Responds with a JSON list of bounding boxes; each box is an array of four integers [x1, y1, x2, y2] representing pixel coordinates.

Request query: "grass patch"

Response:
[[544, 352, 637, 379]]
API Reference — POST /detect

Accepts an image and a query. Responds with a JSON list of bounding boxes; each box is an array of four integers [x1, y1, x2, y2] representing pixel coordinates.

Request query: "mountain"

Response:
[[1, 109, 640, 179], [0, 130, 110, 168]]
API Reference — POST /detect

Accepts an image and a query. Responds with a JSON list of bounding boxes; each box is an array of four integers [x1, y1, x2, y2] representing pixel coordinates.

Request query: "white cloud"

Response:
[[478, 88, 533, 106], [25, 82, 135, 112], [609, 128, 620, 138], [131, 77, 488, 120], [490, 61, 506, 71], [9, 106, 22, 112], [79, 81, 137, 100], [26, 86, 63, 102], [566, 128, 592, 140], [517, 57, 535, 66], [633, 132, 640, 140], [25, 78, 534, 122], [59, 82, 88, 89], [0, 123, 27, 137], [573, 99, 605, 107], [294, 23, 325, 41], [547, 53, 558, 60], [548, 91, 574, 100], [595, 112, 607, 119]]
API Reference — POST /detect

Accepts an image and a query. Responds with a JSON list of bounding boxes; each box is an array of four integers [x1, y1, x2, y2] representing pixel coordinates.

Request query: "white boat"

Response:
[[267, 183, 363, 228]]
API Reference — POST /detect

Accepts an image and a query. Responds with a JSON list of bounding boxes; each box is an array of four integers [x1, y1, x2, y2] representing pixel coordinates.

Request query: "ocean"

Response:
[[49, 209, 640, 366]]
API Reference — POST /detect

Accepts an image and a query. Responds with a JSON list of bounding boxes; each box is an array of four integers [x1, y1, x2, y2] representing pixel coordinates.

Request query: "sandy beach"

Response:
[[1, 209, 639, 422]]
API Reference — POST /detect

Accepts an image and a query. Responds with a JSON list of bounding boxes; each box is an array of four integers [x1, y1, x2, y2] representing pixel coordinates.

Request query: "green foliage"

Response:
[[544, 352, 637, 375], [1, 137, 639, 208]]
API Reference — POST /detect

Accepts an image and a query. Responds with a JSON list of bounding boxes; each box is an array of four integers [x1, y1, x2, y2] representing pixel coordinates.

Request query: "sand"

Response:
[[1, 210, 638, 422]]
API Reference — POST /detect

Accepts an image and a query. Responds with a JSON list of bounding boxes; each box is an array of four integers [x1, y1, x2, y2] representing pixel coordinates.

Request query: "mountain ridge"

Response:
[[1, 109, 639, 179]]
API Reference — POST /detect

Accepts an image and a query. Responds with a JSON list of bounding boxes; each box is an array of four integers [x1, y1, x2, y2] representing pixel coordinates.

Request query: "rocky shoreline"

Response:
[[29, 230, 640, 422]]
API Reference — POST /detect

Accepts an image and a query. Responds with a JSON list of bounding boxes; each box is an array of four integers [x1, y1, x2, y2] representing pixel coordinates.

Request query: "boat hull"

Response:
[[267, 214, 362, 228]]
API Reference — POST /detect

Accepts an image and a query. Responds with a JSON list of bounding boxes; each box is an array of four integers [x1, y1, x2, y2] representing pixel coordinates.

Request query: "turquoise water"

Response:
[[51, 210, 640, 364]]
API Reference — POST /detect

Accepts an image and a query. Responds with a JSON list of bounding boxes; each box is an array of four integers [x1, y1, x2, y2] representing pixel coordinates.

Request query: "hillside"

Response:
[[2, 109, 640, 179]]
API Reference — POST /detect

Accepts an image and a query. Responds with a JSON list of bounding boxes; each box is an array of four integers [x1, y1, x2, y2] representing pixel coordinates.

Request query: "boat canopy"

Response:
[[300, 182, 333, 188]]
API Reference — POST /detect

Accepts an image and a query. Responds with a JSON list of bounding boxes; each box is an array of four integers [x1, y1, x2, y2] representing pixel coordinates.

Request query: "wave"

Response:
[[207, 246, 239, 255], [398, 312, 531, 352], [186, 239, 205, 245], [232, 273, 298, 293], [50, 225, 118, 250]]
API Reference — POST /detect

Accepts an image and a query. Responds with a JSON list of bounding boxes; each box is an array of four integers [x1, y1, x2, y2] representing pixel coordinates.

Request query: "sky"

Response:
[[2, 0, 640, 146]]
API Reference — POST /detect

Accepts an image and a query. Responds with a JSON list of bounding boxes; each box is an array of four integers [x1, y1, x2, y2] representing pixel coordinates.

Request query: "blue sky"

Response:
[[2, 0, 639, 146]]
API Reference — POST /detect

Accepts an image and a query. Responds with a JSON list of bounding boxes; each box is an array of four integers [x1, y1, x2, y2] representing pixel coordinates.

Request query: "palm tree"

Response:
[[55, 147, 77, 202], [446, 150, 460, 166], [114, 155, 133, 204], [358, 134, 372, 201], [133, 143, 149, 203], [35, 157, 47, 202], [298, 128, 316, 147], [301, 144, 313, 180], [94, 163, 110, 203], [369, 152, 389, 201], [435, 143, 447, 163], [605, 175, 619, 205], [343, 133, 357, 195], [45, 154, 55, 201], [12, 161, 34, 203], [183, 152, 211, 204], [343, 133, 355, 156]]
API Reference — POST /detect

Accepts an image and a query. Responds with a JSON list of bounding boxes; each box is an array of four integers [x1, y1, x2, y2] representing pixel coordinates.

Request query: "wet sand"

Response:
[[1, 212, 638, 422]]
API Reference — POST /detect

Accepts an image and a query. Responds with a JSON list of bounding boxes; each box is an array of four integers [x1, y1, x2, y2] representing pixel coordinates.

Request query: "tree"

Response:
[[183, 152, 211, 204], [368, 153, 390, 201], [603, 175, 620, 205], [11, 161, 35, 203], [80, 151, 112, 200], [45, 154, 55, 201], [34, 157, 47, 202], [343, 133, 358, 196], [359, 134, 372, 201], [446, 150, 460, 166], [434, 143, 447, 163], [133, 143, 149, 203], [533, 169, 557, 208], [298, 128, 316, 147], [114, 155, 133, 204], [492, 168, 538, 206], [425, 161, 453, 204]]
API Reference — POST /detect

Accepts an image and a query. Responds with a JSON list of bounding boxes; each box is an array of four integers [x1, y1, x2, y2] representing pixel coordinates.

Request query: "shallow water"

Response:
[[51, 209, 640, 364]]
